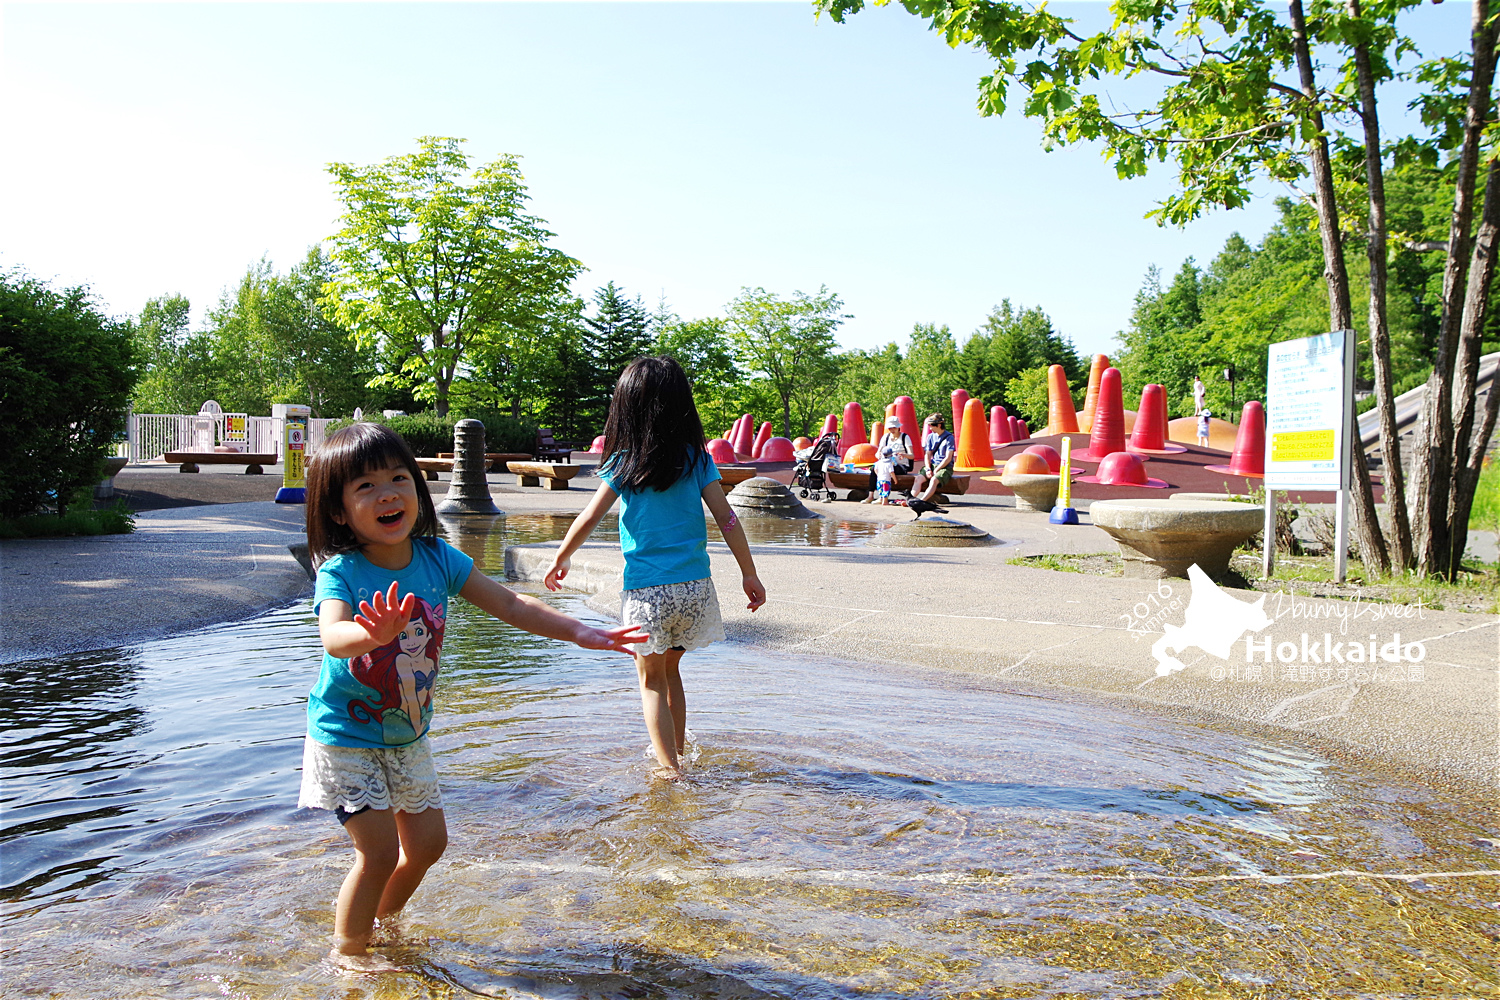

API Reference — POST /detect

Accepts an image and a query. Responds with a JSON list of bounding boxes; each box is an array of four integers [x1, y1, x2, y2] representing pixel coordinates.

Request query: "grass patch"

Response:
[[1229, 553, 1499, 614], [0, 502, 135, 539], [1007, 553, 1123, 576]]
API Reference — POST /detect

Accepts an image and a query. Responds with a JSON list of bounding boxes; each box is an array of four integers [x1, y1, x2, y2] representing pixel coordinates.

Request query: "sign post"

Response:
[[274, 404, 311, 504], [1264, 331, 1356, 582], [1049, 435, 1079, 524]]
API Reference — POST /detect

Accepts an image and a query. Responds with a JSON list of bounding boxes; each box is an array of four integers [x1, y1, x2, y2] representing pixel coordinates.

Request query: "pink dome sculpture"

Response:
[[588, 435, 606, 454], [758, 437, 796, 462], [1078, 452, 1170, 489], [706, 438, 737, 464]]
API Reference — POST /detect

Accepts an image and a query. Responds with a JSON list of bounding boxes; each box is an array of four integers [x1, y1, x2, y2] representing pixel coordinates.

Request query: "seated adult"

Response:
[[861, 416, 913, 504], [915, 414, 956, 501]]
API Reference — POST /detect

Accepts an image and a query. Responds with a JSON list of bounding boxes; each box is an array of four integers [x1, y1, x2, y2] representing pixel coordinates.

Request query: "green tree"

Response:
[[1003, 365, 1053, 428], [129, 294, 200, 413], [726, 286, 847, 437], [324, 136, 581, 416], [576, 282, 653, 433], [0, 272, 136, 517], [653, 312, 743, 432], [963, 301, 1085, 414]]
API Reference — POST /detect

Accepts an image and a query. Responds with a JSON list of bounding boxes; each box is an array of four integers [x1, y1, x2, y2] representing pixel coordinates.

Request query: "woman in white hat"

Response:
[[864, 415, 913, 504]]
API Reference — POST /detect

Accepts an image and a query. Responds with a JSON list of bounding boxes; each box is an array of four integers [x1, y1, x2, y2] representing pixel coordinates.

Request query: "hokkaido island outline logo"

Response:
[[1147, 564, 1428, 678], [1151, 565, 1270, 676]]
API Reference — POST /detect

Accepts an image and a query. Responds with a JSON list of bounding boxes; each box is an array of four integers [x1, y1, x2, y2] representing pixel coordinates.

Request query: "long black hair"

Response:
[[601, 356, 709, 492], [306, 422, 437, 563]]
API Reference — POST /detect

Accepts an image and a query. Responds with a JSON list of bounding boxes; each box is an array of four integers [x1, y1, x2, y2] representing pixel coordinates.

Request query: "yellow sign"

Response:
[[1058, 436, 1073, 507], [275, 404, 312, 503], [1271, 429, 1335, 463], [224, 414, 247, 444]]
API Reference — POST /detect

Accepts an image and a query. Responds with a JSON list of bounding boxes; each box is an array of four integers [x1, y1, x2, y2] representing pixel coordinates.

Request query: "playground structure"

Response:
[[955, 398, 995, 471]]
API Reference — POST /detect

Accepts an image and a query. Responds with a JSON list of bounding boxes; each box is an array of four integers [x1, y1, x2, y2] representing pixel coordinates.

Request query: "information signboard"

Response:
[[1264, 330, 1355, 490]]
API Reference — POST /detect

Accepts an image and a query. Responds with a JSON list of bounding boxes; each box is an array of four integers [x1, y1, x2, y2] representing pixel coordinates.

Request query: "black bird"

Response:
[[906, 498, 947, 519]]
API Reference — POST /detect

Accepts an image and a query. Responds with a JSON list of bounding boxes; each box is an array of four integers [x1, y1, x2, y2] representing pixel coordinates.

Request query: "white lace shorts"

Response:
[[620, 577, 726, 656], [297, 735, 443, 815]]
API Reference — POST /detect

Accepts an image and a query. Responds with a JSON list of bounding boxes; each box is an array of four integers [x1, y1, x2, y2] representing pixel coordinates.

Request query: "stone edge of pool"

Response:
[[505, 540, 1500, 795]]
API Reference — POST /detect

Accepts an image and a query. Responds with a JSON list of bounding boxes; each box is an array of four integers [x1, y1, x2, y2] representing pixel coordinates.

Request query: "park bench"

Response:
[[535, 428, 582, 462], [415, 453, 532, 480], [163, 451, 278, 474], [506, 461, 580, 490], [825, 470, 970, 503]]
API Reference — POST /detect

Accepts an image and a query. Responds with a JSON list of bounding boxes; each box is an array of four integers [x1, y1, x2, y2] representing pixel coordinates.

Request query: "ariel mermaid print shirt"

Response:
[[308, 536, 474, 747]]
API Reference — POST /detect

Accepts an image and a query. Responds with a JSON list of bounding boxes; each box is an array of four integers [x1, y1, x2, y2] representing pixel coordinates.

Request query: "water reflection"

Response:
[[3, 595, 1497, 998]]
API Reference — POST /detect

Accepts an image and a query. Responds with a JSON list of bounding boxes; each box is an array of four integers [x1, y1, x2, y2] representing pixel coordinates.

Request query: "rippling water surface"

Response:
[[3, 516, 1498, 998]]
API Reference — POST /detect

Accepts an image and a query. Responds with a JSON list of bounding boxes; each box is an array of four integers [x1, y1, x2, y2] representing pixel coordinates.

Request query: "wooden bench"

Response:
[[415, 453, 532, 480], [535, 428, 582, 463], [825, 469, 970, 502], [506, 461, 580, 490], [164, 451, 278, 474]]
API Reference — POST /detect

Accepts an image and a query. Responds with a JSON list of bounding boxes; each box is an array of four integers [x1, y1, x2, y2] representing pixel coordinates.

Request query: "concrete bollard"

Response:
[[435, 418, 502, 515]]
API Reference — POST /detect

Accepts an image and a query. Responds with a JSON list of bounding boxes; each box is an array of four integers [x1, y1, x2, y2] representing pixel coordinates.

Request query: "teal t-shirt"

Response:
[[600, 451, 722, 590], [308, 536, 474, 748]]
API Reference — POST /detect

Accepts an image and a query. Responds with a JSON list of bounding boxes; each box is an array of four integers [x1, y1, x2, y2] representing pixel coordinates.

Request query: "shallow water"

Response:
[[487, 512, 885, 550], [4, 520, 1499, 998]]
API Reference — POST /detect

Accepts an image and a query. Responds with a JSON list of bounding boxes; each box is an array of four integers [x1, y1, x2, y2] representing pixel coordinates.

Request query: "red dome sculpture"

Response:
[[1078, 452, 1170, 489]]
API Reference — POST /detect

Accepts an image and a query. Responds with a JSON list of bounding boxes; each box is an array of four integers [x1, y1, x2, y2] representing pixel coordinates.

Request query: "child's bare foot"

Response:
[[651, 765, 686, 782], [328, 948, 401, 973]]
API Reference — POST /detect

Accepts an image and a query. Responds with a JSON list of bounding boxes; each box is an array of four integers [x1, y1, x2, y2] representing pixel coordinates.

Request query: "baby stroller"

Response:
[[791, 431, 840, 502]]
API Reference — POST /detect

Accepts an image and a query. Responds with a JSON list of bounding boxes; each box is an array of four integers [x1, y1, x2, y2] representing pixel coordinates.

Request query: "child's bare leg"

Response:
[[664, 648, 687, 755], [334, 809, 400, 958], [375, 807, 447, 919], [636, 651, 681, 775]]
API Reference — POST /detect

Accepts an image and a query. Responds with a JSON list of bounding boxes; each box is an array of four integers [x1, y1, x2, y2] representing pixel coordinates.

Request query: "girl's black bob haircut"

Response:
[[601, 356, 710, 492], [306, 422, 437, 563]]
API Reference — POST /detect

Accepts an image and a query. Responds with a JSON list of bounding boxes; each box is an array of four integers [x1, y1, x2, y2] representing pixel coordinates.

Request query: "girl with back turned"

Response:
[[301, 422, 644, 970], [545, 356, 766, 780]]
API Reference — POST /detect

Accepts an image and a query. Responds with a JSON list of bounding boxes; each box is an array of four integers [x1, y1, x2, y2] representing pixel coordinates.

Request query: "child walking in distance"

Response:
[[545, 357, 766, 780], [302, 422, 645, 970]]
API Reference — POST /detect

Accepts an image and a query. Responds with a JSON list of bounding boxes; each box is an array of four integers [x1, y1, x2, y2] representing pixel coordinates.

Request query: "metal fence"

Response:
[[125, 411, 345, 463]]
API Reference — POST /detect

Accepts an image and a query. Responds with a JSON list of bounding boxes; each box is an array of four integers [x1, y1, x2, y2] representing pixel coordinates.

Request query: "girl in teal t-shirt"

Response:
[[301, 422, 645, 971], [546, 356, 766, 781]]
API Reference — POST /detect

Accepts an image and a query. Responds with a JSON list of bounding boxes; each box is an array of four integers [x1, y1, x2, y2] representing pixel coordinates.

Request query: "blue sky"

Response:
[[0, 2, 1466, 358]]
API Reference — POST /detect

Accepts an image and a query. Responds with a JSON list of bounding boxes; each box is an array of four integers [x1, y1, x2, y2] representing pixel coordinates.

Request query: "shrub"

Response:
[[325, 410, 538, 457], [0, 498, 135, 539], [0, 272, 136, 518]]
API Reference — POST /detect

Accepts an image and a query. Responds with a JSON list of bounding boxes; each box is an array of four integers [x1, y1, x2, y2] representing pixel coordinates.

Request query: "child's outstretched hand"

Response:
[[543, 556, 571, 592], [353, 581, 417, 647], [743, 574, 767, 612], [573, 623, 650, 655]]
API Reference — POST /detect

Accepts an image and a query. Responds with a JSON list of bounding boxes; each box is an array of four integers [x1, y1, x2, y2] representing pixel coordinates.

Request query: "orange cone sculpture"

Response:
[[1045, 365, 1080, 434], [894, 396, 922, 462], [1206, 401, 1267, 478], [989, 405, 1012, 446], [1079, 368, 1129, 462], [951, 389, 970, 444], [1079, 354, 1110, 432], [955, 397, 995, 471]]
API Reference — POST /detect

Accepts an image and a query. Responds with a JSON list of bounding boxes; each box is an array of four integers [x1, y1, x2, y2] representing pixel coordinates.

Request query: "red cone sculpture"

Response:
[[1079, 368, 1130, 462], [951, 389, 970, 444], [1128, 384, 1187, 455], [990, 405, 1011, 446], [1205, 401, 1266, 478]]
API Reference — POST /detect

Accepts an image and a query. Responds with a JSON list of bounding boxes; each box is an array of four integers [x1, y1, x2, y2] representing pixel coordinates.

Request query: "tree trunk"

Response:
[[1289, 0, 1390, 573], [1447, 157, 1500, 571], [1411, 0, 1497, 576], [1349, 0, 1414, 569]]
